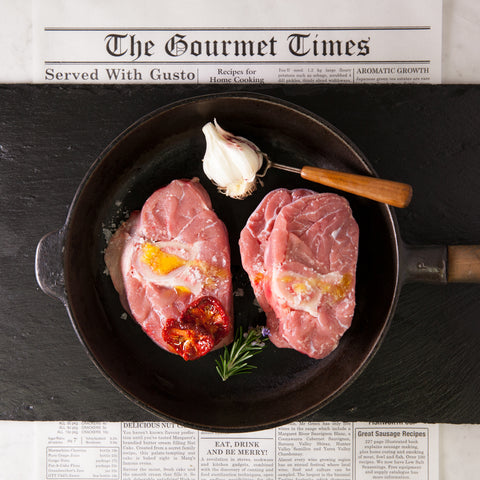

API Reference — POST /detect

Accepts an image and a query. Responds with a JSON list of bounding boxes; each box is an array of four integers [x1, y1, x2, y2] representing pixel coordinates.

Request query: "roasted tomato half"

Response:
[[162, 296, 230, 361]]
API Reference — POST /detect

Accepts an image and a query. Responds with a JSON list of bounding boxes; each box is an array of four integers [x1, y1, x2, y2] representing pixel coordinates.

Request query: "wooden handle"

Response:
[[300, 166, 413, 208], [448, 245, 480, 282]]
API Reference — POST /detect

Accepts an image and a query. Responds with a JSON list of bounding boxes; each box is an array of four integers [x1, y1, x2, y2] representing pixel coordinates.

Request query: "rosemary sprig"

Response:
[[215, 326, 270, 381]]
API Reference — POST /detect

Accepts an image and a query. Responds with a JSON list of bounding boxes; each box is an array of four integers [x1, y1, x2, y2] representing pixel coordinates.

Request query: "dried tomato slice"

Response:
[[162, 296, 230, 361]]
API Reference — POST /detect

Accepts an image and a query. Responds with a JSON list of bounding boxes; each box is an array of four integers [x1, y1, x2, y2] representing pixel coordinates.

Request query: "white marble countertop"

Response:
[[442, 0, 480, 82]]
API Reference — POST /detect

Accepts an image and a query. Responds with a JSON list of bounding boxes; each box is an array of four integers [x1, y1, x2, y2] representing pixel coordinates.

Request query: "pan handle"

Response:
[[35, 227, 67, 303], [402, 244, 480, 284], [447, 245, 480, 282], [402, 244, 447, 284]]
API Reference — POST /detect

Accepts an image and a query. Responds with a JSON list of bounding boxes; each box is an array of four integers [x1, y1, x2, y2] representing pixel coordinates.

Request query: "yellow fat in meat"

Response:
[[141, 243, 187, 275]]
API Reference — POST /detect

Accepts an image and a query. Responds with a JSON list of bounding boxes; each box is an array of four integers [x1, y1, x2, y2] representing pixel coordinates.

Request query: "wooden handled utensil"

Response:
[[266, 160, 413, 208]]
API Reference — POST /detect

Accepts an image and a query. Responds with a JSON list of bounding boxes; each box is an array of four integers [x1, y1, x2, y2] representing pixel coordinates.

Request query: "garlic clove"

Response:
[[201, 119, 264, 199]]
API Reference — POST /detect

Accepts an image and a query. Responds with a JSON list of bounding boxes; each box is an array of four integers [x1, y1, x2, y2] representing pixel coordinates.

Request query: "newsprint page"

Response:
[[32, 0, 442, 84], [2, 421, 438, 479]]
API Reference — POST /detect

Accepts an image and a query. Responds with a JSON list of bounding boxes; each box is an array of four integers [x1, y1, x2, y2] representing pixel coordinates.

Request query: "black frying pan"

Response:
[[35, 92, 480, 432]]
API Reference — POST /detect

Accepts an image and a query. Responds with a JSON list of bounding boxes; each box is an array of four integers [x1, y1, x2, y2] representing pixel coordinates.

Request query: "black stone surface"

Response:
[[1, 84, 479, 423]]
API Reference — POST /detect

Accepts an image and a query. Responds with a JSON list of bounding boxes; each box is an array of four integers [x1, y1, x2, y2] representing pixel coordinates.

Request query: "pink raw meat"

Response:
[[239, 189, 359, 359], [239, 188, 316, 347], [105, 178, 233, 360]]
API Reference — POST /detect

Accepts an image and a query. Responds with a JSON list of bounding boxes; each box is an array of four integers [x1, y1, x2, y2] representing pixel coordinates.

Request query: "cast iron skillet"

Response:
[[35, 92, 480, 432]]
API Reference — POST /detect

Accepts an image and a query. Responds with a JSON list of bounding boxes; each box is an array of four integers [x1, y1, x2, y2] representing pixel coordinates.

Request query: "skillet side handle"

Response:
[[448, 245, 480, 283], [35, 227, 67, 303], [402, 244, 448, 284]]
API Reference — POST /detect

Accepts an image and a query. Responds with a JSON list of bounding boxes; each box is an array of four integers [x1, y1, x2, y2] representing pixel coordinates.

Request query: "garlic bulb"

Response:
[[201, 119, 264, 199]]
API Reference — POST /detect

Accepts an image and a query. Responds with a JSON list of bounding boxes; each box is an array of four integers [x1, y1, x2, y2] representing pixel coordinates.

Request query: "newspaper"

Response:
[[0, 421, 438, 479], [32, 0, 442, 84]]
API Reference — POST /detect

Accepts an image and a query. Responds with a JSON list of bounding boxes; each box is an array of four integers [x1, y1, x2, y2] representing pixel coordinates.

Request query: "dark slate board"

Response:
[[0, 84, 479, 423]]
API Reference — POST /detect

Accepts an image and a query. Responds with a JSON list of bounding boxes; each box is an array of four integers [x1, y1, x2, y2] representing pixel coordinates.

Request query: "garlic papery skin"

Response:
[[201, 120, 264, 199]]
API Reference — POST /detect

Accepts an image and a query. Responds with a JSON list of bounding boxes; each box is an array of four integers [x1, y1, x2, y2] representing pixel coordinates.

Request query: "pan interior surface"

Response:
[[63, 93, 399, 431]]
